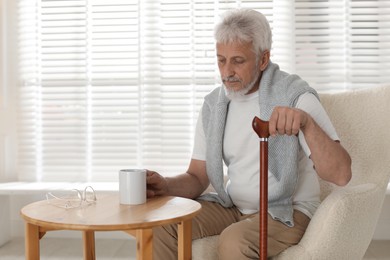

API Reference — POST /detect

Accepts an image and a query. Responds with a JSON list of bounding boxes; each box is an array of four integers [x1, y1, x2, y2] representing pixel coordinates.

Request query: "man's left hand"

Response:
[[268, 106, 309, 137]]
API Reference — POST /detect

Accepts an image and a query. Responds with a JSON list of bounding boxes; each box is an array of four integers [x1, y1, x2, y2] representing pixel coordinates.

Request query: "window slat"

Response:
[[16, 0, 390, 181]]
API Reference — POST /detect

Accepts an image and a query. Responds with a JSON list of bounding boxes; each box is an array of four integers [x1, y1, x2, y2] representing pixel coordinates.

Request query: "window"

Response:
[[15, 0, 390, 181]]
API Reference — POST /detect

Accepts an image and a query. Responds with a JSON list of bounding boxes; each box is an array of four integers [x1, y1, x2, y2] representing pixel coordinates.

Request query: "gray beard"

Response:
[[224, 70, 261, 101]]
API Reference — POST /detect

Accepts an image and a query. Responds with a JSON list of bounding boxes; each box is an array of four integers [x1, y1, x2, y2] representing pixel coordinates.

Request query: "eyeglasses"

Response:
[[46, 186, 97, 209]]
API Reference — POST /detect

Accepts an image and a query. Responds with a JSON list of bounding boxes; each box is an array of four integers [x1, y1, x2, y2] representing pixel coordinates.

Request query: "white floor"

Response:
[[0, 237, 136, 260], [0, 237, 389, 259]]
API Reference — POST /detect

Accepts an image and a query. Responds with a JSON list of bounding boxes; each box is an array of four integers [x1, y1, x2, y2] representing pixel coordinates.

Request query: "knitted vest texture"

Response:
[[198, 62, 319, 226]]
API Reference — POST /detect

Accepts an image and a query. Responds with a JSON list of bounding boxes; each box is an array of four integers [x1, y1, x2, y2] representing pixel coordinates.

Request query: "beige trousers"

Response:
[[152, 200, 310, 260]]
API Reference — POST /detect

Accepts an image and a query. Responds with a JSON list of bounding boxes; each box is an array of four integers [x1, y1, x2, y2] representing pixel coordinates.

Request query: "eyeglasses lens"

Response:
[[84, 186, 96, 204]]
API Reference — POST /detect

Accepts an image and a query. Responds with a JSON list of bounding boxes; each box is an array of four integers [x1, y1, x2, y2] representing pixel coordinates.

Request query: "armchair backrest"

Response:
[[318, 86, 390, 198]]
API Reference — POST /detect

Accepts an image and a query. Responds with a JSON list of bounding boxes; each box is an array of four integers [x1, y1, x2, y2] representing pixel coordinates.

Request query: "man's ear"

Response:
[[259, 50, 270, 71]]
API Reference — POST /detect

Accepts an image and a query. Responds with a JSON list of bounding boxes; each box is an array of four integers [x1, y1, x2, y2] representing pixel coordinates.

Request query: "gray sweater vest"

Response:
[[198, 61, 319, 226]]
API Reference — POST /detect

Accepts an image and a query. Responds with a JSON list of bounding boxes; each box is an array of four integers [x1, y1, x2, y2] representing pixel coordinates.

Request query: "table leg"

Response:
[[25, 222, 40, 260], [136, 229, 153, 260], [177, 219, 192, 260], [82, 231, 96, 260]]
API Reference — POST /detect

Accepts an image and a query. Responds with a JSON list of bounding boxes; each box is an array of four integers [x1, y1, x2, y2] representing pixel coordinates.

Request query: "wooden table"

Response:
[[20, 194, 202, 260]]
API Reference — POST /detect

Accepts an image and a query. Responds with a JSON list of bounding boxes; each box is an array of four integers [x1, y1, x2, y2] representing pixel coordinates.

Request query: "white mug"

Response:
[[119, 169, 147, 205]]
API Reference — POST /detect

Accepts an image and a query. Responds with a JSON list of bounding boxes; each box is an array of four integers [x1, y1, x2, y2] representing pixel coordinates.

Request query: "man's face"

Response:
[[216, 41, 261, 96]]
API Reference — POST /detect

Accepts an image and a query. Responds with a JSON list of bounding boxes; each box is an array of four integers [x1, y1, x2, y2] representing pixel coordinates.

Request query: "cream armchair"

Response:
[[192, 86, 390, 260]]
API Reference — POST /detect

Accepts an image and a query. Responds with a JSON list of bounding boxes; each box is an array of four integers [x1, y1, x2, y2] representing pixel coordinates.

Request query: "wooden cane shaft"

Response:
[[260, 141, 268, 260], [252, 116, 270, 260]]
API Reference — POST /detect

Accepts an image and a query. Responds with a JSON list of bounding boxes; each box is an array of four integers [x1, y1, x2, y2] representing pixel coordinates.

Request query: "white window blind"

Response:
[[293, 0, 390, 89], [16, 0, 390, 181]]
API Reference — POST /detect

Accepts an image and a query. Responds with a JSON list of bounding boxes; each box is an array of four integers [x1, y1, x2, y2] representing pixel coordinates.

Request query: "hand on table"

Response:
[[146, 170, 169, 198]]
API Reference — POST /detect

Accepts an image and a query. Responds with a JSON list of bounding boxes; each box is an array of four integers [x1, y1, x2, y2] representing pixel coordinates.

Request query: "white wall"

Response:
[[0, 0, 18, 183], [0, 0, 19, 246], [0, 196, 10, 245]]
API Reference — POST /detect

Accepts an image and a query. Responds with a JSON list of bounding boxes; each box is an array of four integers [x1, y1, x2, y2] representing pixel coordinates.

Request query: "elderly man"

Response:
[[146, 8, 351, 259]]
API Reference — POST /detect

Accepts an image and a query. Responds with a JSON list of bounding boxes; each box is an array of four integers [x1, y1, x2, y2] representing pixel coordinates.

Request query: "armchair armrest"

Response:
[[275, 183, 386, 260]]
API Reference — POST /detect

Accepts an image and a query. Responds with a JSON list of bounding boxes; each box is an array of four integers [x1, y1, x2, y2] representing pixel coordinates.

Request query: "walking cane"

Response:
[[252, 116, 269, 260]]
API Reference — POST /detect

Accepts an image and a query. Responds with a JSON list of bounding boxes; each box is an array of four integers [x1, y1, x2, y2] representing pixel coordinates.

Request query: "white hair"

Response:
[[214, 9, 272, 56]]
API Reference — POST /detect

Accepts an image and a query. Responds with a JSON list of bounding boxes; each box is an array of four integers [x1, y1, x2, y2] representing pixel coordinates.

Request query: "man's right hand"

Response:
[[145, 159, 209, 199], [146, 170, 169, 198]]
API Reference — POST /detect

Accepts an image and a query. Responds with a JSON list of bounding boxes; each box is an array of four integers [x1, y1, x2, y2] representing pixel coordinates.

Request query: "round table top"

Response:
[[21, 194, 202, 231]]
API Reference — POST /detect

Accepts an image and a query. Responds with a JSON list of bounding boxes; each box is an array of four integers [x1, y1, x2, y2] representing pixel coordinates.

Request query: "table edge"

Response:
[[20, 196, 202, 231]]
